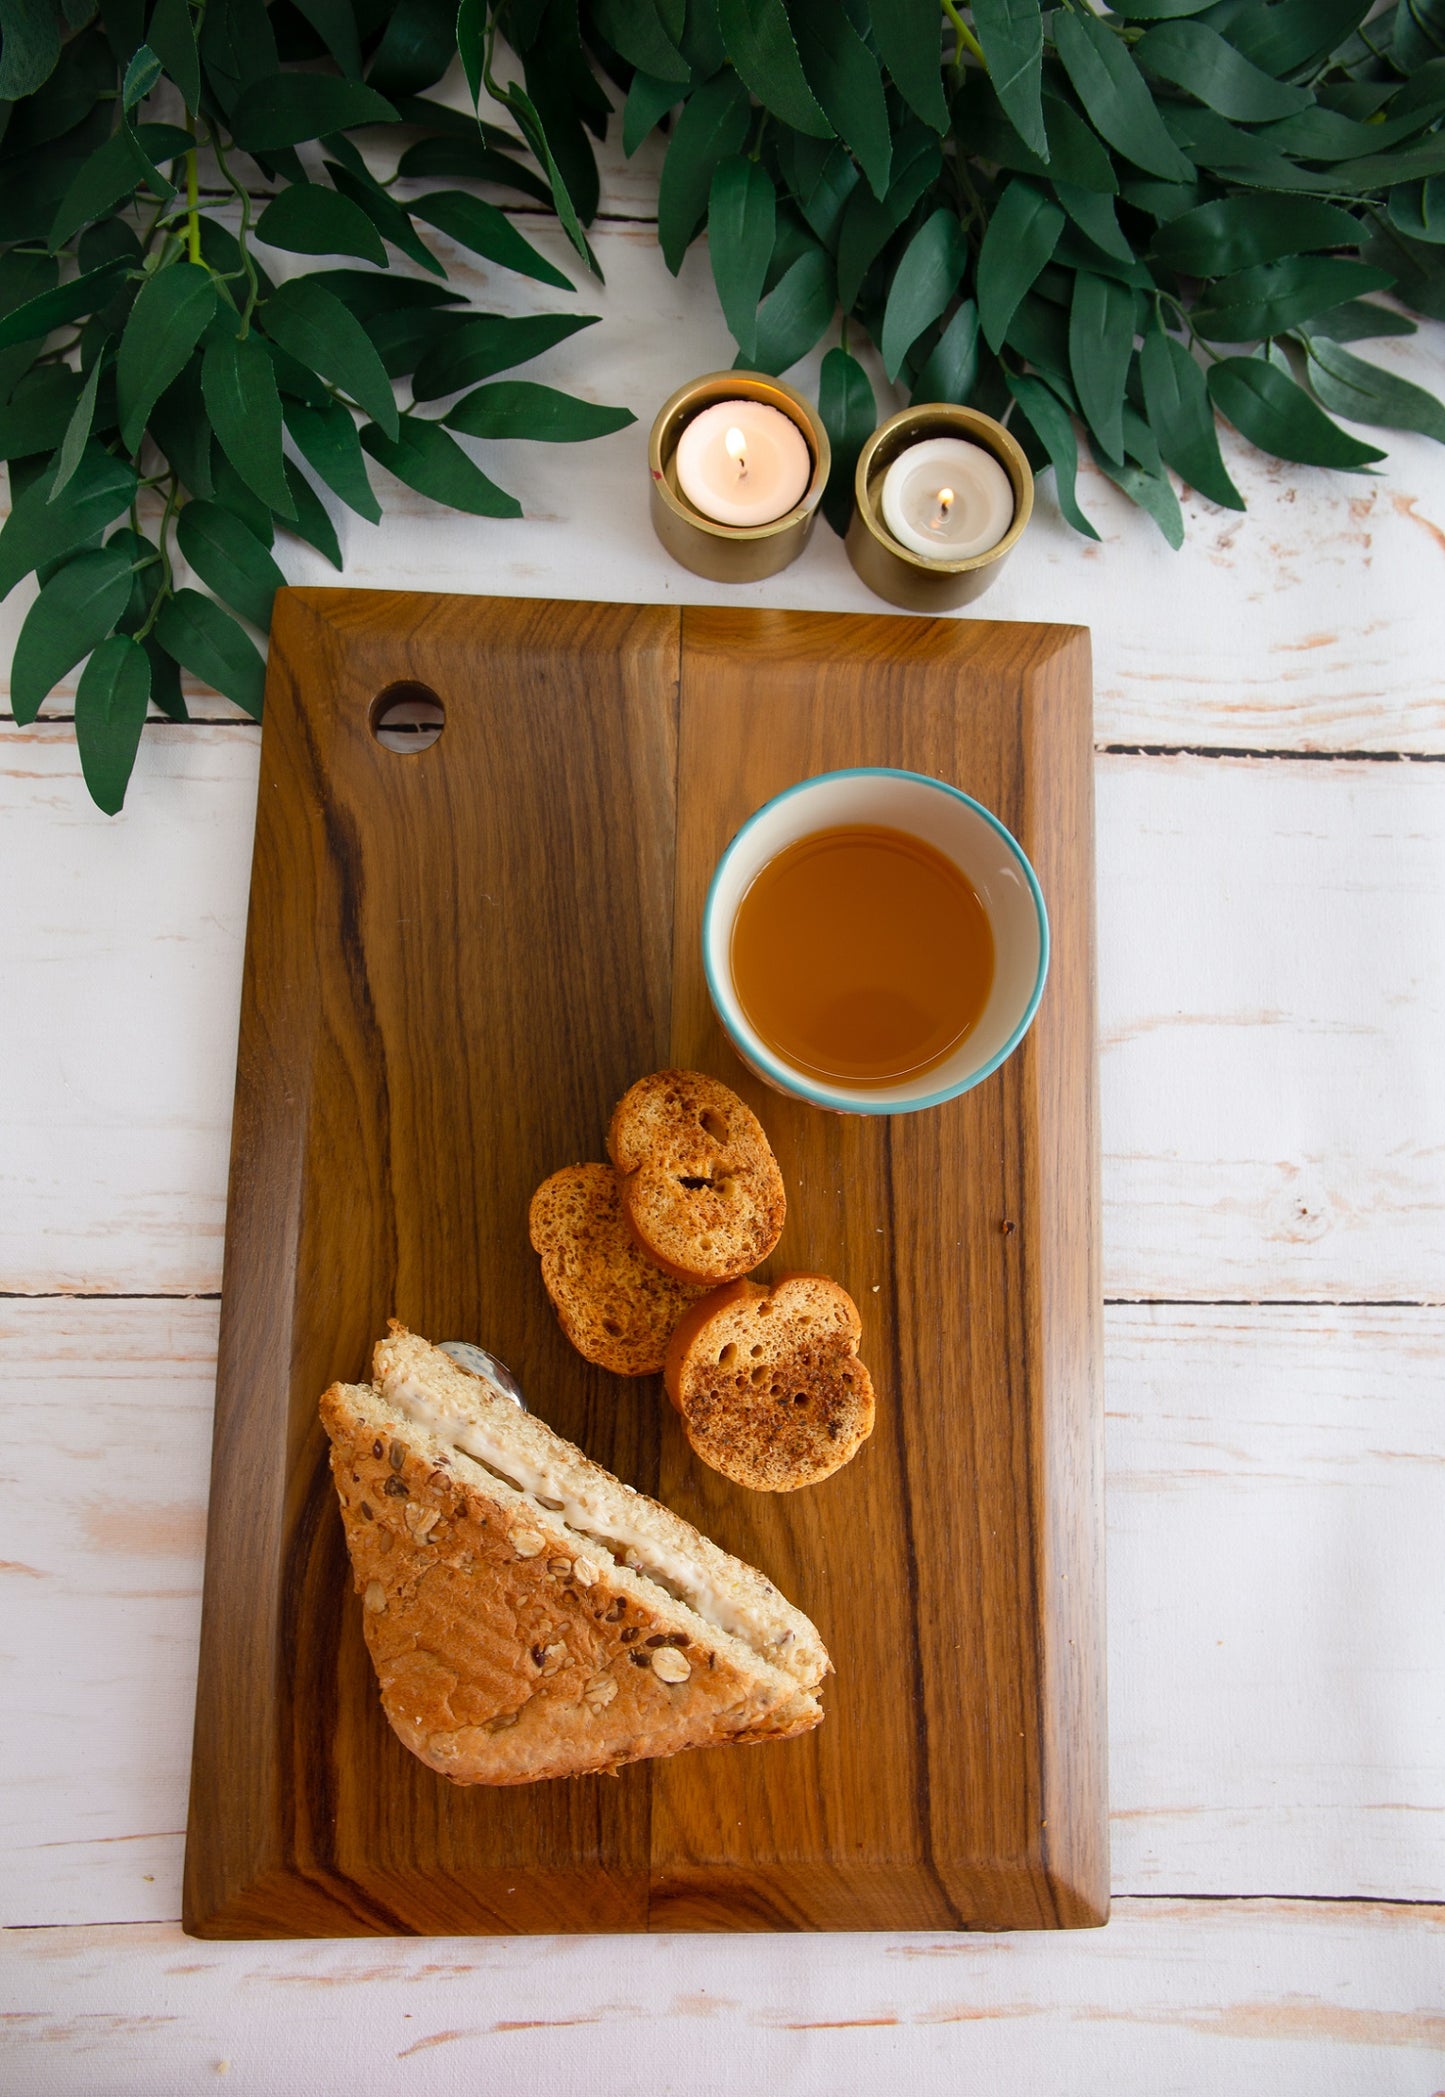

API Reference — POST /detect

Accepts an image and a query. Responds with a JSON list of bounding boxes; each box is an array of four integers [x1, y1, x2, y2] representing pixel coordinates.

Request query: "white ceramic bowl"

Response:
[[703, 768, 1049, 1114]]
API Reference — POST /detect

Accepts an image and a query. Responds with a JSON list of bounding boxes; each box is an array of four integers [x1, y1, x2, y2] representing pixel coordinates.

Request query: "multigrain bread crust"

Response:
[[528, 1163, 708, 1375], [664, 1275, 876, 1492], [607, 1069, 786, 1286], [320, 1328, 829, 1783]]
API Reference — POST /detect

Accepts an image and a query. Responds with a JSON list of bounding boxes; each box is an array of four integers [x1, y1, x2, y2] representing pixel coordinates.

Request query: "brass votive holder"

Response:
[[846, 404, 1033, 612], [648, 371, 830, 583]]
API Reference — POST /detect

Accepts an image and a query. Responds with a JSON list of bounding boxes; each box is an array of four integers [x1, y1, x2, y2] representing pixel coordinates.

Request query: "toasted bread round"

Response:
[[607, 1069, 786, 1286], [529, 1164, 708, 1375], [664, 1274, 875, 1492]]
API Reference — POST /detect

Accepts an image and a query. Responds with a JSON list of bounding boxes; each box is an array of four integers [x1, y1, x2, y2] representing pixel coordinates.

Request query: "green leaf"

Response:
[[680, 0, 725, 75], [116, 259, 216, 454], [361, 415, 523, 516], [816, 343, 874, 535], [911, 298, 980, 406], [1222, 0, 1372, 77], [716, 0, 832, 139], [657, 69, 751, 275], [254, 184, 389, 267], [1133, 22, 1310, 123], [176, 498, 286, 628], [231, 73, 395, 150], [147, 0, 200, 109], [1052, 183, 1134, 265], [0, 445, 137, 602], [410, 311, 598, 403], [1192, 257, 1395, 343], [1207, 356, 1386, 469], [122, 41, 162, 107], [790, 139, 859, 246], [155, 588, 266, 714], [210, 451, 274, 545], [283, 397, 381, 521], [443, 379, 635, 442], [1069, 269, 1134, 464], [141, 634, 187, 720], [197, 0, 276, 111], [1004, 371, 1099, 539], [0, 0, 62, 97], [1303, 336, 1445, 445], [261, 277, 399, 440], [0, 366, 82, 461], [108, 523, 162, 635], [1053, 11, 1195, 183], [457, 0, 486, 103], [280, 458, 344, 568], [394, 134, 552, 204], [491, 77, 601, 280], [289, 0, 363, 77], [1389, 177, 1445, 246], [593, 0, 690, 82], [1104, 0, 1215, 15], [367, 0, 455, 95], [1152, 196, 1366, 277], [365, 303, 471, 380], [0, 259, 127, 351], [10, 545, 133, 724], [149, 357, 213, 497], [49, 349, 109, 502], [623, 69, 683, 156], [323, 157, 446, 277], [866, 0, 946, 134], [977, 181, 1064, 353], [708, 156, 776, 359], [835, 127, 942, 308], [1091, 434, 1184, 548], [748, 245, 835, 374], [75, 634, 151, 815], [1138, 325, 1243, 509], [792, 0, 891, 199], [973, 0, 1048, 162], [1300, 300, 1417, 344], [408, 190, 573, 290], [881, 207, 967, 380], [298, 269, 465, 323], [201, 330, 296, 518], [48, 122, 192, 248]]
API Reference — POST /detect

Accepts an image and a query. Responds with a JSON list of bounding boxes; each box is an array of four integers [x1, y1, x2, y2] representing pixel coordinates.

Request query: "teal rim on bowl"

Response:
[[702, 767, 1050, 1115]]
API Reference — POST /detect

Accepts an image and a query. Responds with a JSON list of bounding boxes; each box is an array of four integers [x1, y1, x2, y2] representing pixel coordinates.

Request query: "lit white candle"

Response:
[[879, 437, 1015, 562], [674, 400, 811, 527]]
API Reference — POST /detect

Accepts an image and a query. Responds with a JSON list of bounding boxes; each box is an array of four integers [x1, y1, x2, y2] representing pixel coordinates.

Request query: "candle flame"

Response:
[[930, 486, 955, 531], [725, 425, 748, 478]]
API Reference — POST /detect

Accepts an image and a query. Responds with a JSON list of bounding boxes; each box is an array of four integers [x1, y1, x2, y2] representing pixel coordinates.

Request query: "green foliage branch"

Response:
[[484, 0, 1445, 551], [0, 0, 632, 813]]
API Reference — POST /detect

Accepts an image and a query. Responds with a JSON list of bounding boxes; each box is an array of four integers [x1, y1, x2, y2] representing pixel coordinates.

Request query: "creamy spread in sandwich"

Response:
[[383, 1372, 775, 1649]]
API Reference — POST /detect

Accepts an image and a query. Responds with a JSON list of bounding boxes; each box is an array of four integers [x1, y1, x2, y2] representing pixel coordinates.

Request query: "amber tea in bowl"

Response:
[[704, 769, 1049, 1114]]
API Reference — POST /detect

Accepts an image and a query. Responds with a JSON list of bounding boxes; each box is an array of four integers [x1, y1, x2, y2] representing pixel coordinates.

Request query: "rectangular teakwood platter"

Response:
[[183, 592, 1106, 1937]]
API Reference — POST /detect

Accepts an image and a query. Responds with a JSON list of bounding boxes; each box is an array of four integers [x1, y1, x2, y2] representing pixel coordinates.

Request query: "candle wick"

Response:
[[724, 425, 748, 479], [931, 486, 955, 531]]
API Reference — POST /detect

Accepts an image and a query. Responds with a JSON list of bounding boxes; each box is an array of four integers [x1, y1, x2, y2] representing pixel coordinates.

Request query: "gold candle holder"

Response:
[[846, 404, 1033, 612], [649, 371, 830, 583]]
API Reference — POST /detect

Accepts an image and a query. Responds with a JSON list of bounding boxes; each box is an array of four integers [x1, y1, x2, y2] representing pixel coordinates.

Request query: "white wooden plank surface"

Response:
[[3, 221, 1444, 752], [2, 1297, 1438, 1928], [4, 1901, 1442, 2097], [3, 736, 1441, 1301]]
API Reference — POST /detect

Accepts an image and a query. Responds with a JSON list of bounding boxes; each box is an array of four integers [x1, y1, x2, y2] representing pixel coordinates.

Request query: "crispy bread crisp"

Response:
[[528, 1163, 708, 1375], [320, 1328, 828, 1783], [607, 1069, 786, 1286], [664, 1275, 876, 1492]]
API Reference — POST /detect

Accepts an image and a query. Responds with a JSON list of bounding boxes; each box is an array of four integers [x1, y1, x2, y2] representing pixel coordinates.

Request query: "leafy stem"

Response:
[[134, 475, 180, 642], [185, 110, 201, 267], [206, 126, 259, 331], [940, 0, 985, 76]]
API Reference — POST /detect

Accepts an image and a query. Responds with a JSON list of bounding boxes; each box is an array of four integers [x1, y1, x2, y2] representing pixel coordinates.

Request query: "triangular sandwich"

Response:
[[320, 1326, 829, 1784]]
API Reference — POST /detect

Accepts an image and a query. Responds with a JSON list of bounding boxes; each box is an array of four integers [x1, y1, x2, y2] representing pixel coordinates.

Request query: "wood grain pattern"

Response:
[[181, 592, 1104, 1937]]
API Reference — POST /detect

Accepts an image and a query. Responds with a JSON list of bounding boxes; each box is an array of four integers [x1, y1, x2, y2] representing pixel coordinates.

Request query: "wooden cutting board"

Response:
[[182, 591, 1105, 1938]]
